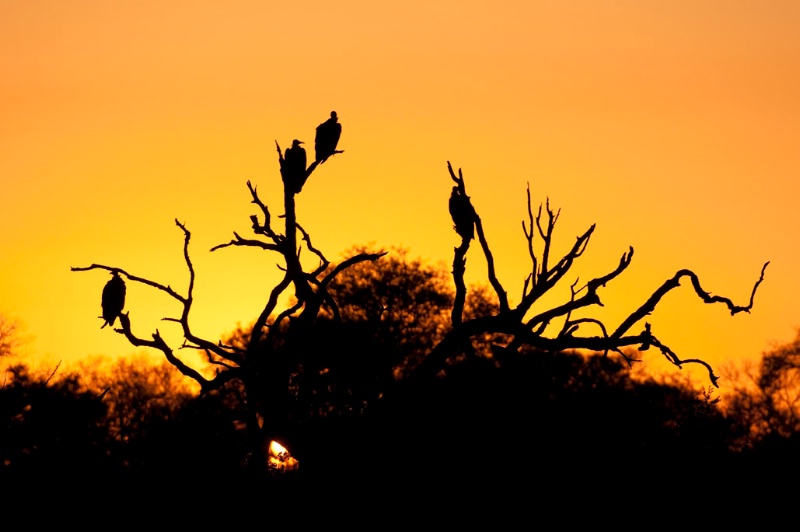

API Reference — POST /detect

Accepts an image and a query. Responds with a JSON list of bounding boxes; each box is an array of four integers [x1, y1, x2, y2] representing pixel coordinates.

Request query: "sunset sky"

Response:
[[2, 0, 799, 386]]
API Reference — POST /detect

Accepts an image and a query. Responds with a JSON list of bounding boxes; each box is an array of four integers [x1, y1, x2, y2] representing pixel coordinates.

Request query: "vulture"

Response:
[[314, 111, 342, 163], [282, 139, 307, 193], [449, 186, 475, 241], [101, 271, 126, 329]]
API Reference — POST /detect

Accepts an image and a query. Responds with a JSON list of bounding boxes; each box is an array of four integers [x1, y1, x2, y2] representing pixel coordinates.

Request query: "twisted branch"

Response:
[[612, 262, 770, 339]]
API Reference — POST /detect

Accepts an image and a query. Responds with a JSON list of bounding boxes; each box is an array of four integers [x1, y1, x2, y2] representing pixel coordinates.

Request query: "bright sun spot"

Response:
[[268, 440, 299, 473]]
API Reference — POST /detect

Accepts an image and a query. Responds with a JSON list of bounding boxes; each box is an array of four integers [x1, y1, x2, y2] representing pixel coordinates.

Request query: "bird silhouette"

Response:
[[449, 186, 475, 241], [315, 111, 342, 164], [101, 271, 126, 329], [282, 139, 307, 193]]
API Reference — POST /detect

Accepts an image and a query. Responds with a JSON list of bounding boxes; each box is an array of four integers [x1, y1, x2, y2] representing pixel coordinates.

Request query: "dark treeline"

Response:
[[3, 252, 800, 499]]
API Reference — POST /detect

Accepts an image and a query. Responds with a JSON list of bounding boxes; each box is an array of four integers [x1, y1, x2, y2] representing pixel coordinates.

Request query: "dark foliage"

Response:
[[292, 349, 743, 492], [0, 364, 111, 481]]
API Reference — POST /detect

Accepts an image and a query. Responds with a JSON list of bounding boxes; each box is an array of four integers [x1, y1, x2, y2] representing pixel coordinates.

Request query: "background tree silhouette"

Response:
[[722, 330, 800, 450], [0, 363, 109, 481], [70, 113, 770, 480], [0, 314, 23, 361], [72, 353, 199, 474]]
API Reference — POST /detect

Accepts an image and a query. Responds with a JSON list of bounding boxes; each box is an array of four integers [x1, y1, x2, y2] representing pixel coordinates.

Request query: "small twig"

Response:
[[45, 360, 61, 385]]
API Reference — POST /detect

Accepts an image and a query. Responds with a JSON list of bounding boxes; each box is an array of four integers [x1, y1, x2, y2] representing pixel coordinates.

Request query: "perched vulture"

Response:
[[449, 186, 475, 241], [282, 139, 307, 193], [101, 271, 126, 329], [314, 111, 342, 163]]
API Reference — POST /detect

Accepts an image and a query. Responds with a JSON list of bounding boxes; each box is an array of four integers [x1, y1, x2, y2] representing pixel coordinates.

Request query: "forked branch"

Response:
[[436, 163, 769, 388], [72, 220, 244, 371]]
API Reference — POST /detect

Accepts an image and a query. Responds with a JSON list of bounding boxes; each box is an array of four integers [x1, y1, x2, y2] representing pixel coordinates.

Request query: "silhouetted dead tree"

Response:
[[411, 161, 769, 388], [71, 115, 769, 477], [72, 112, 384, 472]]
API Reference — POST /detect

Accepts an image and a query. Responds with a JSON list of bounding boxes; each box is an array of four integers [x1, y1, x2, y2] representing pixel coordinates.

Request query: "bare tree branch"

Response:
[[251, 272, 293, 350], [211, 232, 281, 252], [430, 163, 768, 388], [296, 221, 330, 276], [70, 264, 187, 304], [72, 222, 243, 366], [612, 262, 770, 339], [521, 184, 539, 297], [115, 313, 238, 394], [516, 223, 597, 315], [526, 247, 633, 330], [246, 179, 283, 242], [447, 161, 510, 315]]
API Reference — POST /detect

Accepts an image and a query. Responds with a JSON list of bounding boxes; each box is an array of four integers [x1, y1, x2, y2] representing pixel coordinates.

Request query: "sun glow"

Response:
[[268, 440, 299, 474]]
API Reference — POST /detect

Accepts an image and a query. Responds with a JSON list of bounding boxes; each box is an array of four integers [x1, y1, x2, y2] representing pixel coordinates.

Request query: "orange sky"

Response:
[[2, 0, 799, 385]]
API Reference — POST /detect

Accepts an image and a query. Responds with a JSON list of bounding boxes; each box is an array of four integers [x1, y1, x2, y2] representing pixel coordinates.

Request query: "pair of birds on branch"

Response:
[[281, 111, 342, 194]]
